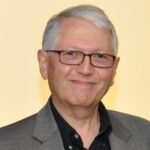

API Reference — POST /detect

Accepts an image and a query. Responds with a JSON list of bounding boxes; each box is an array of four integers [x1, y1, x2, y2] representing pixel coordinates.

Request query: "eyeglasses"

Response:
[[45, 50, 116, 68]]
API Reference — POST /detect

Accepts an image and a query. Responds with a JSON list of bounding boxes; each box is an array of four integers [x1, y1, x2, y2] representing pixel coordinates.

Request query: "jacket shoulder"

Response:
[[108, 110, 150, 124], [0, 114, 36, 133], [0, 114, 39, 149], [108, 110, 150, 136]]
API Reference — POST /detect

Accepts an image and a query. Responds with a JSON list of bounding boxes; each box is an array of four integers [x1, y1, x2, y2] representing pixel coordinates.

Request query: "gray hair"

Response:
[[42, 4, 118, 55]]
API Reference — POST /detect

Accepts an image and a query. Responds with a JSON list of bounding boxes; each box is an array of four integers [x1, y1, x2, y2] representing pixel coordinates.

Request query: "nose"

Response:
[[76, 56, 94, 75]]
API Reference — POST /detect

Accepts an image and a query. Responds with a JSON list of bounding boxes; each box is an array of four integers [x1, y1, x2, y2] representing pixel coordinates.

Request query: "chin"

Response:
[[70, 96, 95, 107]]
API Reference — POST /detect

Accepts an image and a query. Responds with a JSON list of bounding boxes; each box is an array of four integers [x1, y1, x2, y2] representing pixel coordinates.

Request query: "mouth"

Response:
[[70, 79, 95, 89]]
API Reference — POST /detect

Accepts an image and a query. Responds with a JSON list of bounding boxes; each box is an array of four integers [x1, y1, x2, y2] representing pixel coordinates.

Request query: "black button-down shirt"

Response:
[[50, 99, 112, 150]]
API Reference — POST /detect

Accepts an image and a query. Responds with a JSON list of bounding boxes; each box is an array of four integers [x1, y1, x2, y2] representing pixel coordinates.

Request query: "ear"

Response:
[[111, 57, 120, 86], [37, 49, 49, 80]]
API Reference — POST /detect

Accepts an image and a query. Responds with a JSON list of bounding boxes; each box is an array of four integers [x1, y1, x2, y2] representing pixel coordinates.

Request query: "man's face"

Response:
[[38, 17, 119, 108]]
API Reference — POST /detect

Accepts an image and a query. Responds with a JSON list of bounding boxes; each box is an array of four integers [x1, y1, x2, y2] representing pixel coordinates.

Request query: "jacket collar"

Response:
[[108, 111, 132, 149], [33, 101, 64, 150]]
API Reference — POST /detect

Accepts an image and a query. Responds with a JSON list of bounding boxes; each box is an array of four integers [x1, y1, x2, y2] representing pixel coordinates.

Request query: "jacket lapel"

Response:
[[108, 111, 138, 150], [109, 132, 131, 150], [33, 102, 65, 150]]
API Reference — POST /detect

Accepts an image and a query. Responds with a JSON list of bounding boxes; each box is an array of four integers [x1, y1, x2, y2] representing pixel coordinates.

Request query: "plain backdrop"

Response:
[[0, 0, 150, 127]]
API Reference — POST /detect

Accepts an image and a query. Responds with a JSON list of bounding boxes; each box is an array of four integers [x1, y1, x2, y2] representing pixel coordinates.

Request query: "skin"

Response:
[[38, 17, 119, 148]]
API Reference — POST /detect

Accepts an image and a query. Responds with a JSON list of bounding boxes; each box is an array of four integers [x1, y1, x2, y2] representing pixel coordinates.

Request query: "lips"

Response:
[[70, 79, 96, 89]]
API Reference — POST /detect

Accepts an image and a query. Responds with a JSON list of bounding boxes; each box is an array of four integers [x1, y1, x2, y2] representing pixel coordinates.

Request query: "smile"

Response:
[[71, 79, 95, 89]]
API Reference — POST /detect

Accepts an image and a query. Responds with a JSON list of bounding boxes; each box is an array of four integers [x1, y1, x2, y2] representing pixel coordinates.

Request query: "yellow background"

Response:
[[0, 0, 150, 127]]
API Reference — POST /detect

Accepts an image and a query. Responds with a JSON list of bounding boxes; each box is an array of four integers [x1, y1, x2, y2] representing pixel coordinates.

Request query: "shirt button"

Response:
[[102, 143, 106, 147], [74, 133, 79, 139], [68, 145, 73, 150]]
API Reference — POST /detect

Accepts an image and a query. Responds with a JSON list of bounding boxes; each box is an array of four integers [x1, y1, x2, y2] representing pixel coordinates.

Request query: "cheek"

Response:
[[48, 61, 74, 90], [97, 69, 114, 86], [93, 70, 114, 99]]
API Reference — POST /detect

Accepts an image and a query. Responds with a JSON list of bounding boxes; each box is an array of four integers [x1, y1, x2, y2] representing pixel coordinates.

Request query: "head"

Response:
[[38, 4, 119, 109]]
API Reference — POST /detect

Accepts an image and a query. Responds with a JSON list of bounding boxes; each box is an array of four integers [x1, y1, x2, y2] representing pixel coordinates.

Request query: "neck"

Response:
[[52, 99, 100, 149]]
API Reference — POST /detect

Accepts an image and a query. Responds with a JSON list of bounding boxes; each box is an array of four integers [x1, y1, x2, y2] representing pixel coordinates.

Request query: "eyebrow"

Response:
[[66, 46, 108, 53]]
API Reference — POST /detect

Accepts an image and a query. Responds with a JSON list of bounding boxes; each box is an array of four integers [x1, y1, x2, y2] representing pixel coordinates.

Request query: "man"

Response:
[[0, 4, 150, 150]]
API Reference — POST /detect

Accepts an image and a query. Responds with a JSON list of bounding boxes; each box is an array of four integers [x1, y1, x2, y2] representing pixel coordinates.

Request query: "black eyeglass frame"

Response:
[[45, 50, 116, 68]]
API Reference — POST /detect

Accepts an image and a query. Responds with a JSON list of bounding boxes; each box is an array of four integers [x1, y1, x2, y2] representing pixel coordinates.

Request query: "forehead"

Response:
[[55, 17, 113, 52]]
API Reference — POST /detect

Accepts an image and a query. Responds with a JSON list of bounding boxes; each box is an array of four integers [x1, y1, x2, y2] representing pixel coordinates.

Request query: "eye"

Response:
[[63, 51, 81, 58], [97, 53, 104, 58], [62, 51, 81, 59], [94, 53, 106, 59], [66, 51, 77, 56]]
